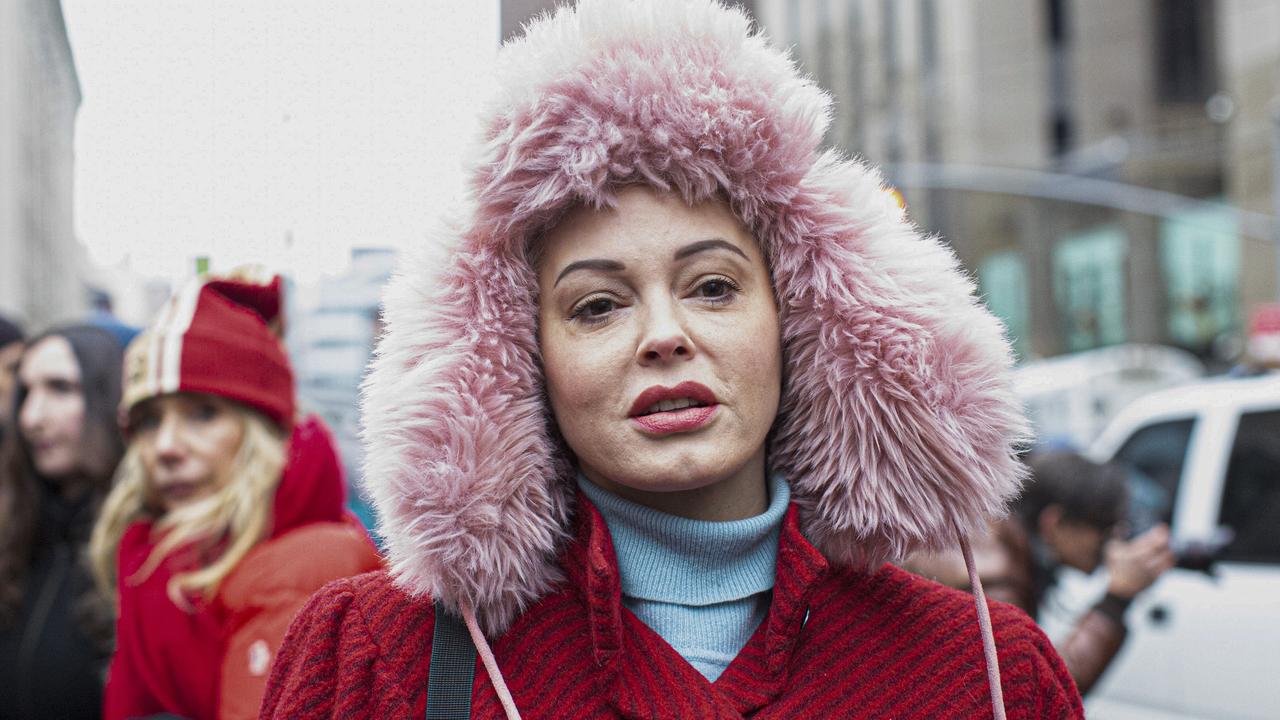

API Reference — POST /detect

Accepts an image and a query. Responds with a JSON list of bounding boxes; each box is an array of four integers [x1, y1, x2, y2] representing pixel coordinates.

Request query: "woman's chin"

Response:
[[586, 455, 749, 497]]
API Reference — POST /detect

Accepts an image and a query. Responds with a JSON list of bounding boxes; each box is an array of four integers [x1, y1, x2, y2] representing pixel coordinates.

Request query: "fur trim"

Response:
[[362, 0, 1028, 634]]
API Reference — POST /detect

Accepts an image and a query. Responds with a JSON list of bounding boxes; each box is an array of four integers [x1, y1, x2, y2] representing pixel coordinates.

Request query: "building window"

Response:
[[1054, 226, 1128, 351], [1046, 0, 1068, 43], [978, 251, 1030, 359], [1155, 0, 1214, 104], [1046, 0, 1073, 157], [1160, 204, 1239, 352]]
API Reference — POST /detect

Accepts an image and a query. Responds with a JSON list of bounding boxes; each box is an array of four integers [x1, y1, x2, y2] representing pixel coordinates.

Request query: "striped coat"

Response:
[[263, 498, 1083, 719]]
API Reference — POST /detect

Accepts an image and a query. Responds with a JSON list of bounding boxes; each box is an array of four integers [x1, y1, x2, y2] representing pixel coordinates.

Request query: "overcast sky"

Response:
[[62, 1, 500, 285]]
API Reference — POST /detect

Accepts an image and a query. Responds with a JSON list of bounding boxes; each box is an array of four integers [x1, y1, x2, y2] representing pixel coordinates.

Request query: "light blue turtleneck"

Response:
[[577, 473, 790, 682]]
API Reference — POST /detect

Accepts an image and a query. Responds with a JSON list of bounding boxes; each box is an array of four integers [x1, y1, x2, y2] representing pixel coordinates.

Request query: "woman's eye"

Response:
[[192, 403, 220, 421], [132, 413, 160, 433], [696, 278, 739, 300], [571, 297, 617, 323]]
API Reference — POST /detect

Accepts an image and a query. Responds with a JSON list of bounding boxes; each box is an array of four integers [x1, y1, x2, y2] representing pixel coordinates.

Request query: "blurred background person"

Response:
[[86, 290, 141, 351], [0, 325, 124, 720], [90, 272, 382, 720], [0, 316, 24, 446], [908, 450, 1175, 695]]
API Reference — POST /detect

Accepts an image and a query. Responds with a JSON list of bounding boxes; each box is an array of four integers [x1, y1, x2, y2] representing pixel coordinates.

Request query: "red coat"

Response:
[[906, 518, 1127, 695], [263, 497, 1084, 719], [104, 415, 384, 720]]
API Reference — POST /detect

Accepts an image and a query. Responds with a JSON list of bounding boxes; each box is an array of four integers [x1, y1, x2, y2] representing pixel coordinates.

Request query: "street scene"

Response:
[[2, 1, 1278, 718]]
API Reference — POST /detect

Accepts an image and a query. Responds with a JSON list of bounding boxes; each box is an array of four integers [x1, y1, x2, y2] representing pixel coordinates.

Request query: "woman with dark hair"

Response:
[[0, 325, 124, 720]]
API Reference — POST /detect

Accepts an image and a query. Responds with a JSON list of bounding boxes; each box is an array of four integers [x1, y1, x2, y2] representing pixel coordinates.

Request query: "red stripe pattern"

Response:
[[263, 501, 1084, 719]]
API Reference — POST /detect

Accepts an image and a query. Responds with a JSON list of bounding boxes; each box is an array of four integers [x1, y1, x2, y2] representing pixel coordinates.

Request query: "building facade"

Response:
[[0, 0, 89, 330], [754, 0, 1280, 365], [287, 247, 398, 529]]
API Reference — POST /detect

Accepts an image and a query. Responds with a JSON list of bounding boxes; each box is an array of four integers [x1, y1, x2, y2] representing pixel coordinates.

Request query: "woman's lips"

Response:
[[629, 381, 717, 415], [157, 480, 207, 503], [630, 404, 718, 434], [628, 381, 719, 435]]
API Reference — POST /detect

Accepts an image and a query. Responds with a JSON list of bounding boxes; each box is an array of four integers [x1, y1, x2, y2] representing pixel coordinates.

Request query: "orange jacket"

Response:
[[216, 521, 381, 720]]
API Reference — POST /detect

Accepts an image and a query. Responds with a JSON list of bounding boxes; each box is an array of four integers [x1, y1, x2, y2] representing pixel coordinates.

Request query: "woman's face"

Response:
[[130, 393, 244, 512], [17, 336, 86, 479], [538, 186, 782, 518]]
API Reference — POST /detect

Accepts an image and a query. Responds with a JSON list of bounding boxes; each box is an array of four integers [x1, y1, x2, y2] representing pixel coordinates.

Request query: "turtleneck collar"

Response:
[[576, 473, 790, 606]]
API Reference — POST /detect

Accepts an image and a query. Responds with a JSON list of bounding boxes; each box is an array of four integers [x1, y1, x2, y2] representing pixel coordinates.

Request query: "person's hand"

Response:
[[1105, 524, 1175, 599]]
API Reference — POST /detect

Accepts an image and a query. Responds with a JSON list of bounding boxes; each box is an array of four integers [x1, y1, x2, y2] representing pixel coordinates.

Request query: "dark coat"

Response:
[[0, 481, 109, 720]]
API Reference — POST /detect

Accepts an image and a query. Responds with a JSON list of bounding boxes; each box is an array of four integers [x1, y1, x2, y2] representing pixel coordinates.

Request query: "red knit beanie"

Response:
[[122, 272, 295, 431]]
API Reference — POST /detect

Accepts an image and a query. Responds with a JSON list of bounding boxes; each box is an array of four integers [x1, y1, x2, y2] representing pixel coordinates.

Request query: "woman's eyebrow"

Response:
[[554, 258, 626, 287], [673, 238, 749, 262], [553, 238, 748, 286]]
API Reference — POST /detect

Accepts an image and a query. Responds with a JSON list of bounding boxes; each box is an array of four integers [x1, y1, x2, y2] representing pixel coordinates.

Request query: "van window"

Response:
[[1218, 410, 1280, 563], [1111, 418, 1195, 533]]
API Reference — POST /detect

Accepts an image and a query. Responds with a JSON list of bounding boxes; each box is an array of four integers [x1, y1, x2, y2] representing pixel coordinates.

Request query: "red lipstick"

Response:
[[628, 381, 719, 435]]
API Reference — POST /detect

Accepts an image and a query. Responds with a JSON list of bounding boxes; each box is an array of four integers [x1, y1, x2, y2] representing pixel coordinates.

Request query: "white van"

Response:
[[1065, 372, 1280, 719], [1014, 344, 1204, 450]]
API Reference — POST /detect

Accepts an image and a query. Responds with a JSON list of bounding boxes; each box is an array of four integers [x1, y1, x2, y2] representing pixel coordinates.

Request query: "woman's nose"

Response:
[[152, 416, 185, 459], [636, 303, 695, 365], [18, 390, 46, 433]]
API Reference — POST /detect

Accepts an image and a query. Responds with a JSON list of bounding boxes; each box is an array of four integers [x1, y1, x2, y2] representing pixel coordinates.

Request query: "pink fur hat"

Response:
[[364, 0, 1028, 633]]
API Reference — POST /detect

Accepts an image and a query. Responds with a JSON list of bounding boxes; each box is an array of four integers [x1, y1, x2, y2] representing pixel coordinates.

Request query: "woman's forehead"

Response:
[[537, 186, 758, 271], [136, 391, 230, 412], [19, 335, 79, 382]]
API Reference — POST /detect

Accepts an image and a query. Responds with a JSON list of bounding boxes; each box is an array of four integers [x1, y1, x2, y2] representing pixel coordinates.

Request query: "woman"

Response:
[[91, 273, 383, 720], [0, 326, 123, 720], [265, 2, 1083, 718]]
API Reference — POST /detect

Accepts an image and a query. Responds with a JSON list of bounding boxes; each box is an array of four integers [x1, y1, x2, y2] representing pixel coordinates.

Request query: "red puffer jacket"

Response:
[[103, 415, 383, 720]]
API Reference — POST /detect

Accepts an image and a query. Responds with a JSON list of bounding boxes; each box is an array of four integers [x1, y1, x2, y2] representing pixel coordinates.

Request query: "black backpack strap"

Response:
[[426, 600, 477, 719]]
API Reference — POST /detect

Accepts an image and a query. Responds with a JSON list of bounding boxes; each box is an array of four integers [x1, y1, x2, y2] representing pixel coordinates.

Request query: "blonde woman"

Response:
[[91, 274, 382, 720]]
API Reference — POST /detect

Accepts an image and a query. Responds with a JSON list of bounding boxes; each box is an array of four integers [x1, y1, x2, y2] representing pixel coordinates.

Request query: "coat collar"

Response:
[[563, 490, 829, 716]]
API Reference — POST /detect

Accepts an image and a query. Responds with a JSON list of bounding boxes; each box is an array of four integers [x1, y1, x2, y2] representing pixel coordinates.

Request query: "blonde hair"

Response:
[[90, 403, 287, 609]]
